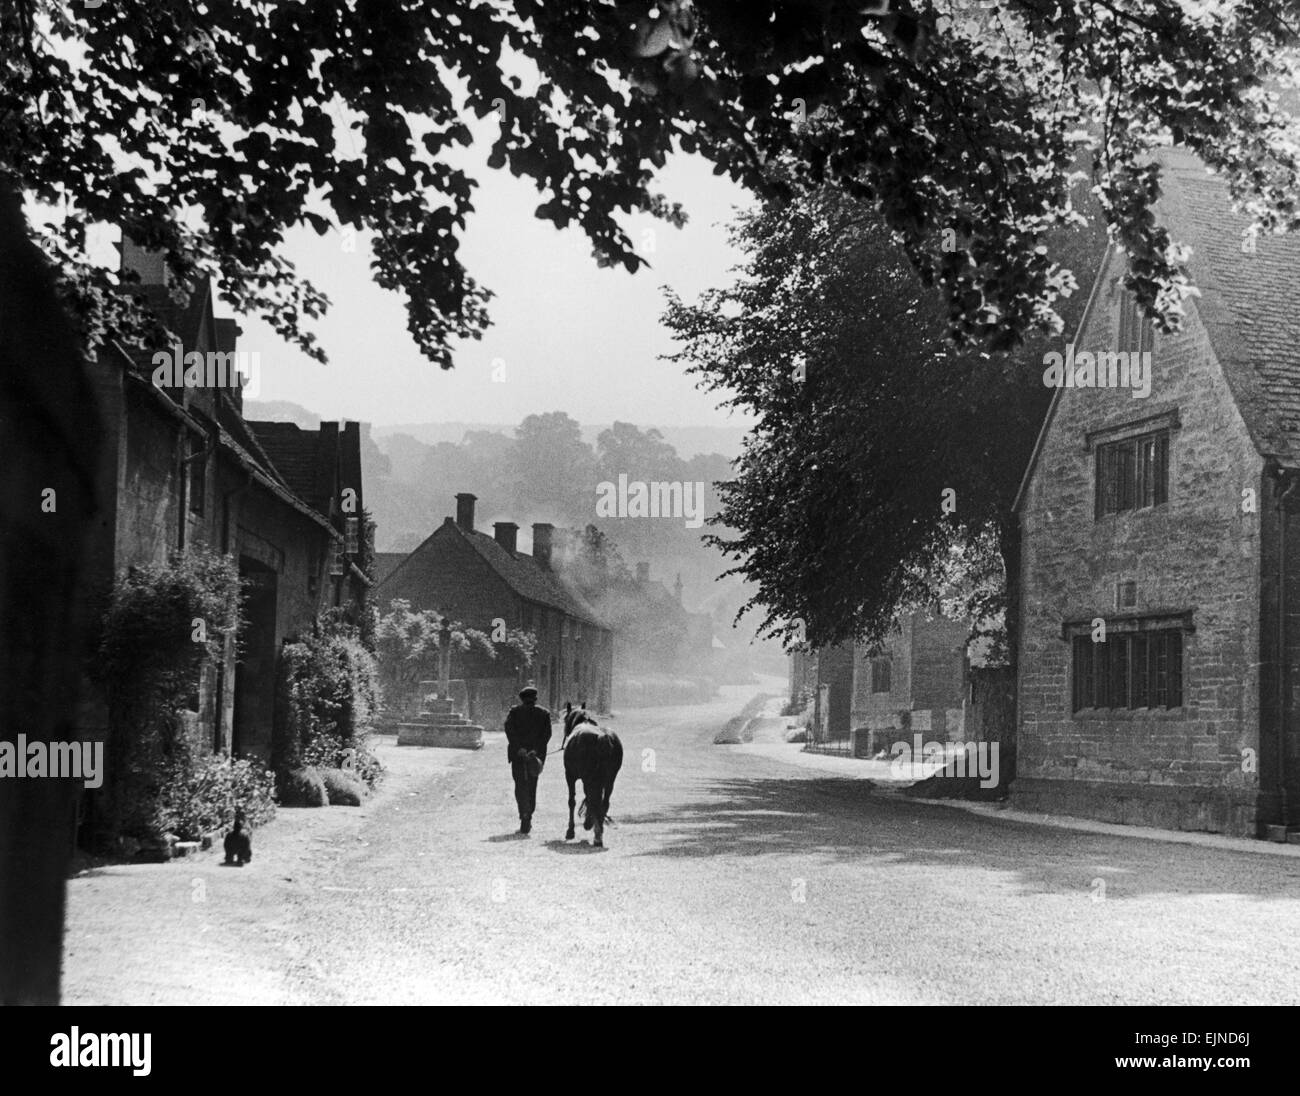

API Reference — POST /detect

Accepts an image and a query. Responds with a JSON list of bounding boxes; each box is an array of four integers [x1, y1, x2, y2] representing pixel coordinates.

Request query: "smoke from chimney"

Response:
[[533, 523, 554, 569]]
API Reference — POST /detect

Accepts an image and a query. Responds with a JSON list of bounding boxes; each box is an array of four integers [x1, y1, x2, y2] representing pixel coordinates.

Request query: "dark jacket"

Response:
[[505, 701, 552, 764]]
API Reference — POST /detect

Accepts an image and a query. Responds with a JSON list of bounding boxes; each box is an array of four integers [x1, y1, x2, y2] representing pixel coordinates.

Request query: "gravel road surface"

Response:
[[62, 684, 1300, 1004]]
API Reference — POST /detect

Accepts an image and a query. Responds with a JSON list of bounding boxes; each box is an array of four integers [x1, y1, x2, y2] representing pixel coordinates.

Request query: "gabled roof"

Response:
[[461, 526, 607, 629], [376, 519, 610, 630], [372, 552, 408, 586], [1158, 147, 1300, 464], [1014, 146, 1300, 511]]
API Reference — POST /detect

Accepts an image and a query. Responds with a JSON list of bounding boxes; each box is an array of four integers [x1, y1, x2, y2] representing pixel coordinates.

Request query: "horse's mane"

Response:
[[563, 703, 598, 737]]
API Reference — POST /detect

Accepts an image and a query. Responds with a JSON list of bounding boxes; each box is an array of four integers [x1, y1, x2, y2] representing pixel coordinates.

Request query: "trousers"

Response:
[[512, 753, 543, 819]]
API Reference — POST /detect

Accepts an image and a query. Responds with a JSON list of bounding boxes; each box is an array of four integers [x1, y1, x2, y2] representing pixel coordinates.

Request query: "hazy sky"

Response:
[[227, 147, 758, 431]]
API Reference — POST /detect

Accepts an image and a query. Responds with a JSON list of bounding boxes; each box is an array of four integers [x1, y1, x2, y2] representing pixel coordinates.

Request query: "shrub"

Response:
[[276, 617, 383, 788], [348, 738, 384, 791], [154, 754, 276, 841], [299, 729, 384, 792], [320, 768, 366, 806], [280, 767, 328, 807], [97, 548, 243, 839]]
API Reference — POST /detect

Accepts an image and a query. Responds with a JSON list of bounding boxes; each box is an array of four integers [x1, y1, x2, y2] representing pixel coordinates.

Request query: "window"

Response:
[[344, 516, 359, 554], [1072, 629, 1183, 711], [1118, 289, 1154, 355], [1116, 580, 1137, 610], [187, 435, 206, 516], [1096, 430, 1168, 517], [870, 657, 892, 694]]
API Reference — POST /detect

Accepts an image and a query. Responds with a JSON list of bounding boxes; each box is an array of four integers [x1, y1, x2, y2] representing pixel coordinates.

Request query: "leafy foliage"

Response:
[[6, 0, 1298, 369], [153, 753, 276, 842], [280, 766, 329, 808], [374, 599, 535, 711], [319, 767, 366, 806], [275, 616, 382, 788], [96, 549, 243, 838], [663, 185, 1106, 652]]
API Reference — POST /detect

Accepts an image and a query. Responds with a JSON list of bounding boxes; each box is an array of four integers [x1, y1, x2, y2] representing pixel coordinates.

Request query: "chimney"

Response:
[[532, 523, 554, 569], [118, 237, 169, 286], [494, 522, 519, 554], [636, 562, 650, 584], [455, 493, 477, 531]]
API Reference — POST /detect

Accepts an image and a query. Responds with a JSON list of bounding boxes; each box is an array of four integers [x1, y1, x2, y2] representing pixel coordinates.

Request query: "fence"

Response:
[[805, 682, 853, 755]]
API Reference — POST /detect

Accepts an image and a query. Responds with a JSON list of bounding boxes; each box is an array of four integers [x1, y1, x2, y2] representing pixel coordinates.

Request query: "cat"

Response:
[[223, 817, 252, 866]]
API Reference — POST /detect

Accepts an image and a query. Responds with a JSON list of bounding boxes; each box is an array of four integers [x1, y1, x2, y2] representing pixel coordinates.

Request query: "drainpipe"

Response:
[[1275, 467, 1296, 834], [178, 425, 217, 551]]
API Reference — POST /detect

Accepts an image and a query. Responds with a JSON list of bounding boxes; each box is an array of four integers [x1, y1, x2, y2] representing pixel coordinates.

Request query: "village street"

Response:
[[63, 684, 1300, 1006]]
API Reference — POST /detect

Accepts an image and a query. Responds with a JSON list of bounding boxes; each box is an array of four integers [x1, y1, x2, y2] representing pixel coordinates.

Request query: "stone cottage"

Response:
[[374, 494, 614, 720], [82, 240, 369, 809], [1014, 147, 1300, 839], [849, 612, 972, 757]]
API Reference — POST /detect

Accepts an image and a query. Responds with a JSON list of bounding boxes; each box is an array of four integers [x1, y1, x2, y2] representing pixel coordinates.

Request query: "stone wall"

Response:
[[851, 614, 969, 751], [1016, 247, 1265, 836]]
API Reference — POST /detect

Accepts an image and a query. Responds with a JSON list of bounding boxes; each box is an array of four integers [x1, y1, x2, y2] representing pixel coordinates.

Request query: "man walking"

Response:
[[505, 686, 552, 834]]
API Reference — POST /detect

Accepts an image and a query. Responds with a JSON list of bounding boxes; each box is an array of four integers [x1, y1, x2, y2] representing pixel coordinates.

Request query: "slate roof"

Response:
[[1156, 147, 1300, 465], [372, 552, 408, 587], [461, 527, 607, 629], [1014, 145, 1300, 509], [249, 421, 322, 505]]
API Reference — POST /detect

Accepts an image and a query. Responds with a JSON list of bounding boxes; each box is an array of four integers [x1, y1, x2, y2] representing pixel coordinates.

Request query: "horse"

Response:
[[561, 701, 623, 848]]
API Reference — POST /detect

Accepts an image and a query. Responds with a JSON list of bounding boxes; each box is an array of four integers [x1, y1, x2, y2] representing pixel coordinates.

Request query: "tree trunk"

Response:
[[0, 181, 104, 1004]]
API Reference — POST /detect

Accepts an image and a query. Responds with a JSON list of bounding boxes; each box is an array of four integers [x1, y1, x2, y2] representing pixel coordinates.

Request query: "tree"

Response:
[[596, 421, 682, 484], [509, 412, 598, 520], [662, 184, 1107, 654], [5, 1, 1300, 365], [373, 599, 535, 712]]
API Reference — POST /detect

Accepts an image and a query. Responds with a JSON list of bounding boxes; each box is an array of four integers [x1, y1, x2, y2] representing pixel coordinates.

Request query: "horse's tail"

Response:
[[595, 731, 623, 823]]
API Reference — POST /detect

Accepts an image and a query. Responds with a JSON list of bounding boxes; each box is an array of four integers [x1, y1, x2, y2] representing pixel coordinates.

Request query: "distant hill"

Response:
[[243, 404, 752, 462], [373, 421, 750, 461]]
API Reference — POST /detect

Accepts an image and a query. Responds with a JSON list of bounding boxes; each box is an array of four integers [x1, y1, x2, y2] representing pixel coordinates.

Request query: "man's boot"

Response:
[[519, 815, 531, 835]]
